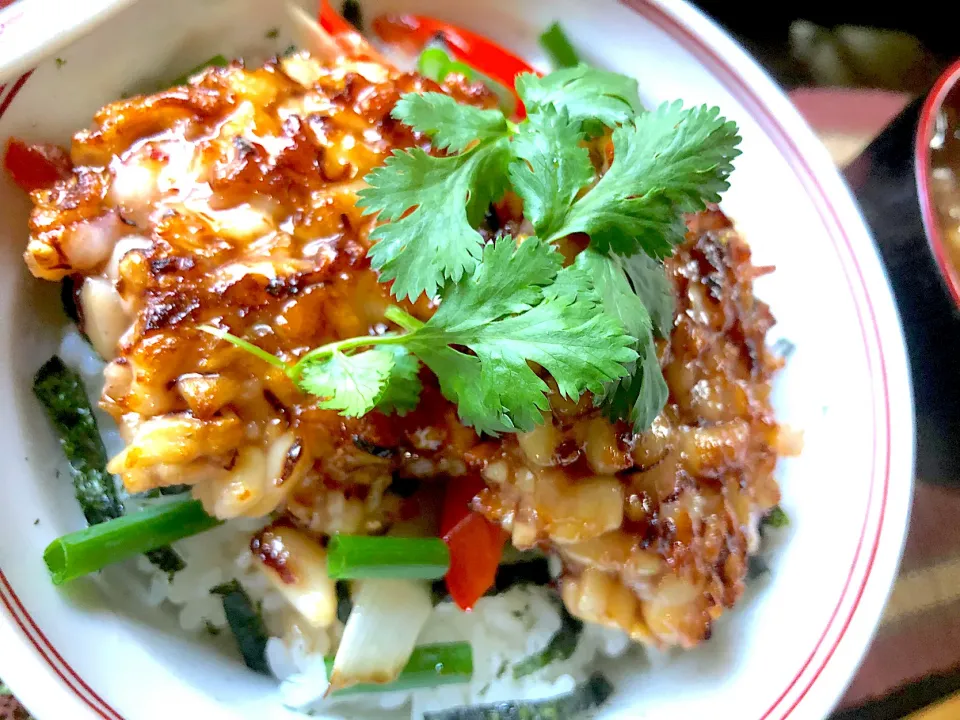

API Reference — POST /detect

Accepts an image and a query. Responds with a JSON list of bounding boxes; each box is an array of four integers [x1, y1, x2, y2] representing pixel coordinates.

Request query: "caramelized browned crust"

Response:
[[24, 54, 495, 523], [466, 209, 783, 647], [23, 53, 783, 649]]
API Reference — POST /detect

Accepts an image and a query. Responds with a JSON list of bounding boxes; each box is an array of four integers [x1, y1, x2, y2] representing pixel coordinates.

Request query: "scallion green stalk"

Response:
[[326, 641, 473, 696], [539, 22, 581, 69], [44, 499, 221, 585], [326, 535, 450, 580], [418, 47, 455, 83], [415, 46, 517, 117]]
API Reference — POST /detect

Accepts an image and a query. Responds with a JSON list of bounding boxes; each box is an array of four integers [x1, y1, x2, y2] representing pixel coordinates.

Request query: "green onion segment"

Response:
[[327, 641, 473, 696], [326, 535, 451, 580], [539, 22, 581, 69], [44, 499, 221, 585]]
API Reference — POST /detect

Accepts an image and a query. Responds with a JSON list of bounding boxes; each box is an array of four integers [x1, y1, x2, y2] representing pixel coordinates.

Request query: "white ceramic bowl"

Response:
[[0, 0, 915, 719]]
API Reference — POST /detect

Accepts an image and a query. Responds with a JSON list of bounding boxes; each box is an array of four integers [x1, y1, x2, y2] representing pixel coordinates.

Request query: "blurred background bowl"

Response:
[[845, 60, 960, 487]]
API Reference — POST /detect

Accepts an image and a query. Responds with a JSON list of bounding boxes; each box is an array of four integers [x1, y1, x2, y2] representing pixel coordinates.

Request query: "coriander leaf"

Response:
[[358, 140, 511, 300], [597, 336, 668, 432], [516, 65, 643, 128], [620, 252, 674, 337], [425, 233, 564, 332], [211, 580, 270, 675], [375, 346, 422, 415], [297, 349, 394, 417], [508, 107, 594, 239], [504, 262, 638, 401], [392, 92, 508, 153], [575, 249, 669, 432], [415, 344, 548, 435], [573, 249, 650, 339], [544, 101, 741, 257], [407, 238, 637, 434]]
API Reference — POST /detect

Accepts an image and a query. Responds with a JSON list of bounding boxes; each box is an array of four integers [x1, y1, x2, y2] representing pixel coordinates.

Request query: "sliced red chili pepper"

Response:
[[373, 14, 537, 85], [444, 512, 506, 611], [318, 0, 386, 64], [440, 474, 506, 611], [440, 473, 485, 536], [4, 138, 71, 194], [318, 0, 355, 36], [372, 13, 540, 118]]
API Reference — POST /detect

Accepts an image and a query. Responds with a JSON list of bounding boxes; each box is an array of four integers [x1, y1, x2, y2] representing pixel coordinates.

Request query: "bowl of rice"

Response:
[[0, 0, 914, 719]]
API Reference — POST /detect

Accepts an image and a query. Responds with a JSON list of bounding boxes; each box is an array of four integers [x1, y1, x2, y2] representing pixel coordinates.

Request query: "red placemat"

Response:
[[0, 691, 31, 720]]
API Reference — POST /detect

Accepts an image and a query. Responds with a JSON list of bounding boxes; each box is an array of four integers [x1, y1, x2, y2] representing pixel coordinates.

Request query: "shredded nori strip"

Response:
[[747, 555, 770, 581], [60, 275, 82, 325], [492, 557, 553, 594], [431, 578, 452, 605], [34, 356, 123, 525], [512, 604, 583, 679], [144, 547, 186, 575], [34, 355, 184, 574], [211, 580, 270, 675], [432, 556, 554, 605], [423, 672, 614, 720], [336, 580, 353, 624]]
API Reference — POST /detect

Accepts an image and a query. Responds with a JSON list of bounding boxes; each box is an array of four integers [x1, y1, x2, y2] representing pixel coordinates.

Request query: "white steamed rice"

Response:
[[57, 327, 632, 718]]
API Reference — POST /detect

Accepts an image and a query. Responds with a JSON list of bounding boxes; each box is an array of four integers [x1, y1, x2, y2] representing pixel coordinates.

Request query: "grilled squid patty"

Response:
[[23, 52, 783, 649]]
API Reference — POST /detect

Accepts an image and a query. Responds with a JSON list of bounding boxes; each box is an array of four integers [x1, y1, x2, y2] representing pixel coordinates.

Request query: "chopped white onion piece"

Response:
[[80, 276, 130, 360], [328, 578, 432, 693], [251, 526, 338, 628]]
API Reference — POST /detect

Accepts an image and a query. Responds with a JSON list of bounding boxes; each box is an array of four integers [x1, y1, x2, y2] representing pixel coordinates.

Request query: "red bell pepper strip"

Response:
[[318, 0, 386, 64], [318, 0, 354, 37], [372, 14, 537, 87], [440, 474, 506, 611], [372, 13, 540, 117], [440, 473, 486, 537], [4, 138, 71, 194]]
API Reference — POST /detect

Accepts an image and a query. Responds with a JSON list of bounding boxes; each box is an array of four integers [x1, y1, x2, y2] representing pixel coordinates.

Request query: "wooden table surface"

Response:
[[909, 694, 960, 720]]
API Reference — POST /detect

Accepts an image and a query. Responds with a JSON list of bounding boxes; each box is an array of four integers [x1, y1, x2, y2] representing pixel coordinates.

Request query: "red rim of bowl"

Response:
[[916, 57, 960, 311]]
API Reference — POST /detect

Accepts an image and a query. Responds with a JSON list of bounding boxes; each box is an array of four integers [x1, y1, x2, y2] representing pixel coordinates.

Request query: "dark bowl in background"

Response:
[[915, 59, 960, 309], [845, 59, 960, 485]]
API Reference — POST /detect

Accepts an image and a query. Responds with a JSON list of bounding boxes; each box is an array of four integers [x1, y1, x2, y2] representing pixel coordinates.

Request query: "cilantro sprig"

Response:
[[575, 250, 669, 430], [205, 63, 741, 435], [360, 140, 511, 301], [541, 101, 741, 256], [360, 67, 739, 304], [203, 238, 635, 435], [516, 65, 644, 127], [507, 106, 594, 239]]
